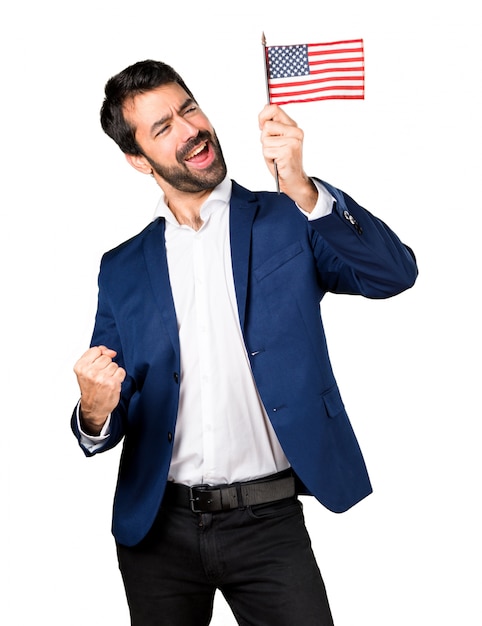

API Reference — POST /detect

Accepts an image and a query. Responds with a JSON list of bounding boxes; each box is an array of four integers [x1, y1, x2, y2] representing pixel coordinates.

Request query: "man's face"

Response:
[[123, 83, 227, 193]]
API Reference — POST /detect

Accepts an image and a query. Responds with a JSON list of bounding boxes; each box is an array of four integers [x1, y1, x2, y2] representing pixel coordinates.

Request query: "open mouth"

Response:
[[182, 139, 216, 170], [185, 141, 209, 162]]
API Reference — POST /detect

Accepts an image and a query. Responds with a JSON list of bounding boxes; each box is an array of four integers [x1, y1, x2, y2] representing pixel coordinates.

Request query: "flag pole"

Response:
[[261, 32, 280, 194]]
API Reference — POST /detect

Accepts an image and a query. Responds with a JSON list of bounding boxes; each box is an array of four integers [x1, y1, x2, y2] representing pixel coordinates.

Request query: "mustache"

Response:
[[177, 130, 214, 161]]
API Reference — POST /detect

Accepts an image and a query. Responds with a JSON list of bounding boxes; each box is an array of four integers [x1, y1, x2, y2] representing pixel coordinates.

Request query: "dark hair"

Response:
[[100, 59, 195, 155]]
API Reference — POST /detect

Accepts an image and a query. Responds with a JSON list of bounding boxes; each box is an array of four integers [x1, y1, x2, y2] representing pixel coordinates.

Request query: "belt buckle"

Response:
[[189, 484, 214, 513]]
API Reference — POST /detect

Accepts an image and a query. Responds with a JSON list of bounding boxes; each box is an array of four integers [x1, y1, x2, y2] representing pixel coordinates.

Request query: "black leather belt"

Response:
[[163, 470, 296, 513]]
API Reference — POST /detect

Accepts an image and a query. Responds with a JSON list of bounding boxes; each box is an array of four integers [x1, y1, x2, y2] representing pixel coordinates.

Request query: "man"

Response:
[[72, 59, 417, 625]]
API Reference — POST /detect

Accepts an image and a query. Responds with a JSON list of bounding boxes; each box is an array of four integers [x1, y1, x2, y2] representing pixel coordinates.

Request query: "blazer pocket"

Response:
[[253, 240, 305, 281], [321, 385, 346, 419]]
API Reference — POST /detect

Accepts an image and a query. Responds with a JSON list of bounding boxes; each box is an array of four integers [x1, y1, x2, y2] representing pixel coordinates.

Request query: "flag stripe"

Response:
[[278, 95, 363, 105], [266, 38, 365, 105], [309, 56, 364, 67], [272, 84, 364, 98], [309, 66, 364, 75], [271, 74, 364, 89], [305, 38, 364, 48], [309, 47, 364, 57]]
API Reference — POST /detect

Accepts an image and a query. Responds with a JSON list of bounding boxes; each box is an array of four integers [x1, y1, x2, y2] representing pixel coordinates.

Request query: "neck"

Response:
[[171, 211, 204, 231], [156, 180, 215, 231]]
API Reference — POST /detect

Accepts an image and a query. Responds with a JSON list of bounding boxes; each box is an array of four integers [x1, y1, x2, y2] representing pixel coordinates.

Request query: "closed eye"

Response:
[[183, 104, 199, 116], [150, 99, 199, 139], [154, 124, 169, 137]]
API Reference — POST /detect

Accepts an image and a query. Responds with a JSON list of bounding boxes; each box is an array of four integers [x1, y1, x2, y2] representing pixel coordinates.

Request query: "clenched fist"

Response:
[[74, 345, 126, 435]]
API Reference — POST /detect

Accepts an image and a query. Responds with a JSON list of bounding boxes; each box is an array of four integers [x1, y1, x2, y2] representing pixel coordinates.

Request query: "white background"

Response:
[[1, 1, 480, 624]]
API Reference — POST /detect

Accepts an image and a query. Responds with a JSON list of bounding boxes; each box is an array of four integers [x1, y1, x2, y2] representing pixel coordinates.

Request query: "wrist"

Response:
[[287, 176, 318, 212], [79, 407, 107, 436]]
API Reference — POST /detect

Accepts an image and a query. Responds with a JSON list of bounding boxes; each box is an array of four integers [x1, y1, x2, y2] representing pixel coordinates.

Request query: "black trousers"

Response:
[[116, 496, 334, 626]]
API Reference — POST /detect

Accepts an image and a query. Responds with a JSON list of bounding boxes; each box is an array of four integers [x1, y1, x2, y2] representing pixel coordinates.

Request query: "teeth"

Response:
[[186, 142, 207, 160]]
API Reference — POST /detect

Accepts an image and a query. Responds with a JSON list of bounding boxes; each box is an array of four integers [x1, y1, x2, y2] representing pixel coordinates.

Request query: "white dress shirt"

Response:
[[79, 177, 333, 486]]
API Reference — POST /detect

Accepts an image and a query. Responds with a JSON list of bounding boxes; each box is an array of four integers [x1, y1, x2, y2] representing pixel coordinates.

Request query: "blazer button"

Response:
[[173, 372, 179, 384], [343, 210, 363, 234], [167, 432, 173, 443]]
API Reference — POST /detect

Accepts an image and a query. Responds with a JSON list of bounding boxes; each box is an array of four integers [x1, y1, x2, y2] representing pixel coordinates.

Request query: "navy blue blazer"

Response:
[[72, 179, 417, 546]]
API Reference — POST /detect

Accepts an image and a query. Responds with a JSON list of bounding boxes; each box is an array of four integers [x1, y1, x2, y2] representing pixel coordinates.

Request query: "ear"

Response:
[[125, 153, 153, 175]]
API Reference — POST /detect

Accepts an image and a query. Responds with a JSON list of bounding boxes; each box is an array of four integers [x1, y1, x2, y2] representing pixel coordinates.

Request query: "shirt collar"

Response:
[[152, 176, 232, 225]]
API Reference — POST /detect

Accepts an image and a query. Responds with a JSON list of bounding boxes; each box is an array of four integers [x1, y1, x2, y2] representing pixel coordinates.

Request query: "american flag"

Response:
[[265, 39, 365, 105]]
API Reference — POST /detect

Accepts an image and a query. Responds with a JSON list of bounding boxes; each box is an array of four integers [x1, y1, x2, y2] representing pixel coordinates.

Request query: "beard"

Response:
[[145, 129, 227, 193]]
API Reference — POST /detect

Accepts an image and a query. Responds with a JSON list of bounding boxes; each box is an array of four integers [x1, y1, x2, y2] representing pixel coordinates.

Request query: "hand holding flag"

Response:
[[258, 103, 318, 211], [261, 34, 365, 192]]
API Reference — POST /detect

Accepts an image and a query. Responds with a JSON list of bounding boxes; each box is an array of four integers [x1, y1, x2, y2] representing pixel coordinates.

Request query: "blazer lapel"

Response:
[[229, 181, 259, 330], [140, 183, 257, 352], [142, 218, 180, 357]]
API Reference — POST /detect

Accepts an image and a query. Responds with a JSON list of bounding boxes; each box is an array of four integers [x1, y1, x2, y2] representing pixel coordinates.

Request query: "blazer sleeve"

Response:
[[307, 178, 418, 298], [70, 255, 134, 457]]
